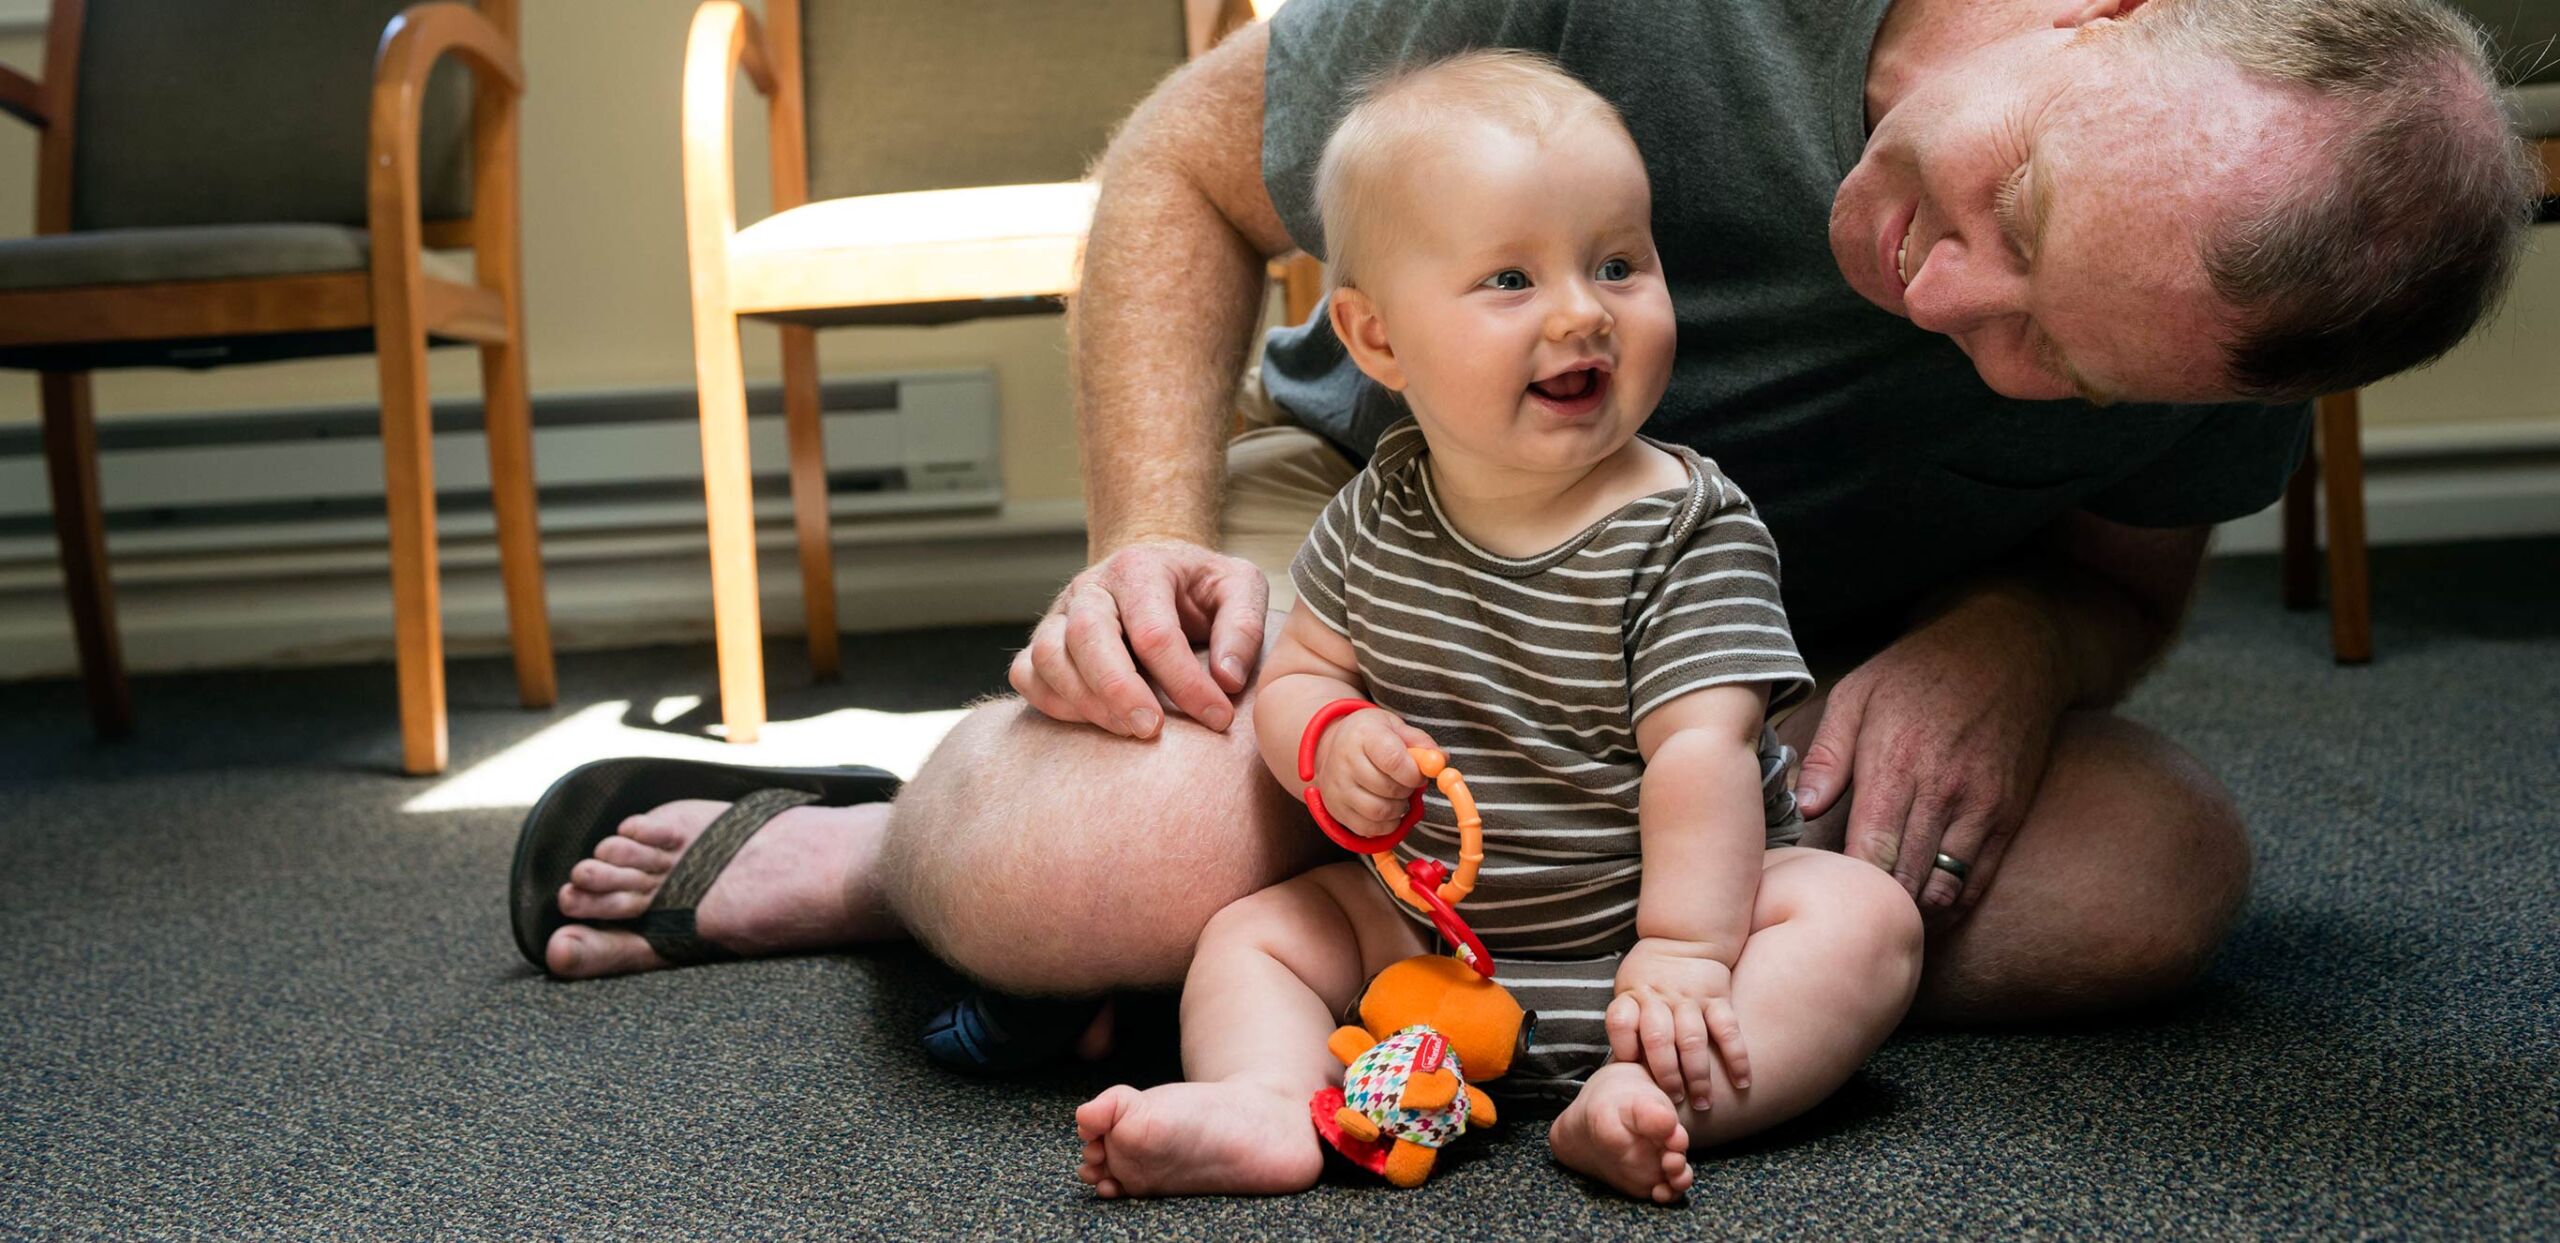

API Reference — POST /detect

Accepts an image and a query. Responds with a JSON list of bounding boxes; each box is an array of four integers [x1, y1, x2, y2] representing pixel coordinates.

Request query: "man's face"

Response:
[[1346, 116, 1676, 478], [1829, 21, 2321, 404]]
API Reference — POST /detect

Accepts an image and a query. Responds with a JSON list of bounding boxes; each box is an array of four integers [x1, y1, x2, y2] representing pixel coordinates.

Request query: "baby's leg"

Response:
[[1075, 862, 1426, 1198], [1553, 847, 1923, 1200]]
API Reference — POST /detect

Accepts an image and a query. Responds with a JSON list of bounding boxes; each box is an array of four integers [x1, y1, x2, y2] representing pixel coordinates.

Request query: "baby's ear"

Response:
[[1329, 286, 1407, 393]]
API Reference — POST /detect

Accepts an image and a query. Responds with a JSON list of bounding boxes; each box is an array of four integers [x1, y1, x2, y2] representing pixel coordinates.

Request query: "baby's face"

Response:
[[1348, 115, 1674, 478]]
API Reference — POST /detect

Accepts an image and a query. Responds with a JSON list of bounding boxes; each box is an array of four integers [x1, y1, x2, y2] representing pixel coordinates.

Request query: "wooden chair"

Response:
[[0, 0, 552, 775], [2282, 137, 2560, 665], [679, 0, 1252, 743], [2280, 393, 2373, 664]]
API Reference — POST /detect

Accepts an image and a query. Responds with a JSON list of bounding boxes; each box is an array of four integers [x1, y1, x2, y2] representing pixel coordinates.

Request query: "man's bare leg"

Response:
[[881, 683, 1327, 995], [1785, 702, 2254, 1023]]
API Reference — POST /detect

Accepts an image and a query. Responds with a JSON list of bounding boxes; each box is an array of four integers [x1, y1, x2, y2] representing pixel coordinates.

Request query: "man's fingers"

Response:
[[1022, 616, 1106, 728], [1843, 759, 1916, 886], [1062, 588, 1157, 737], [1893, 788, 1958, 894], [1640, 999, 1681, 1101], [1197, 563, 1270, 695], [1703, 996, 1750, 1091], [1674, 1005, 1716, 1111], [1606, 994, 1641, 1064], [1114, 582, 1234, 734], [1920, 804, 2000, 915], [1793, 684, 1866, 818], [1947, 807, 2021, 920]]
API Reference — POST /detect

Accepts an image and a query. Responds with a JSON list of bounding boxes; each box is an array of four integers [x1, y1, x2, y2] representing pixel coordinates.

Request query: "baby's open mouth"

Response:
[[1527, 366, 1610, 414]]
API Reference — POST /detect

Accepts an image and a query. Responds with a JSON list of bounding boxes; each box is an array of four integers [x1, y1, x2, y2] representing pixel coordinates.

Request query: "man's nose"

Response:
[[1901, 242, 2025, 337], [1544, 281, 1613, 342]]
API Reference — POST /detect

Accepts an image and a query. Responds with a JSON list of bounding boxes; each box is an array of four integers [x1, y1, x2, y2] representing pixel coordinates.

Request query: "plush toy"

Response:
[[1312, 954, 1535, 1186], [1299, 698, 1536, 1187]]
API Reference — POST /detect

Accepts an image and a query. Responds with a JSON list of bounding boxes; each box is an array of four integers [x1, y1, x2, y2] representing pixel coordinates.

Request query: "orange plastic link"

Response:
[[1370, 747, 1483, 912]]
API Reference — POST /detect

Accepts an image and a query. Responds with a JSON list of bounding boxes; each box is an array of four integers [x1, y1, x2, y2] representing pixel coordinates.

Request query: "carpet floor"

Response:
[[1, 542, 2553, 1239]]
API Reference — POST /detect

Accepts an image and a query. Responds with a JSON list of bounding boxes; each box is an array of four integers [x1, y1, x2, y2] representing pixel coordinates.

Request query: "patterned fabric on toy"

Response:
[[1342, 1025, 1471, 1150]]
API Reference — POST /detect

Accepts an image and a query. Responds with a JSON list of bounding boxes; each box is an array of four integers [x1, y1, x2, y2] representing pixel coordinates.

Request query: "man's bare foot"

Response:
[[544, 799, 901, 978], [1074, 1081, 1324, 1198], [1549, 1062, 1696, 1204]]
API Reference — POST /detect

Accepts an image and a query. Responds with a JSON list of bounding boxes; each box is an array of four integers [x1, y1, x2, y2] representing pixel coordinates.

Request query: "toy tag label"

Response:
[[1413, 1032, 1447, 1074]]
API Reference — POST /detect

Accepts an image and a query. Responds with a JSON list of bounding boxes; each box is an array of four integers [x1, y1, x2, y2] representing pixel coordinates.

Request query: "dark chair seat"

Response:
[[0, 223, 474, 291]]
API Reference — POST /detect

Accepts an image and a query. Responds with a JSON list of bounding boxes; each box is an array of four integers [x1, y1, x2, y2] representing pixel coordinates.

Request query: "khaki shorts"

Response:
[[1216, 368, 1358, 616]]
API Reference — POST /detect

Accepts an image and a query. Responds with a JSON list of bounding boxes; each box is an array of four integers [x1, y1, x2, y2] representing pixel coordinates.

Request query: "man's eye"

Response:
[[1597, 258, 1632, 281], [1481, 269, 1531, 292]]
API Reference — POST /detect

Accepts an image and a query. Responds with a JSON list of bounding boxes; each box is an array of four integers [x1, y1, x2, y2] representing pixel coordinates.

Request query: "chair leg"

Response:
[[375, 316, 448, 776], [39, 372, 133, 739], [695, 308, 766, 744], [2280, 434, 2318, 611], [779, 323, 839, 680], [481, 321, 555, 710], [2317, 391, 2372, 665]]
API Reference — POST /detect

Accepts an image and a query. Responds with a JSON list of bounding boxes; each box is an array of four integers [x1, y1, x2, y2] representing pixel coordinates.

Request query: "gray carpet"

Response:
[[2, 542, 2554, 1239]]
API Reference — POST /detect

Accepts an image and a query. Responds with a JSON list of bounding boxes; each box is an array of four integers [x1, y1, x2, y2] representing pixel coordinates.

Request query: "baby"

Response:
[[1076, 51, 1923, 1202]]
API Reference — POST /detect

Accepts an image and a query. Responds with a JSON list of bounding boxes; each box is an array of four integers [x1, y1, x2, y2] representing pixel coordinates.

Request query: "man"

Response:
[[534, 0, 2533, 1067]]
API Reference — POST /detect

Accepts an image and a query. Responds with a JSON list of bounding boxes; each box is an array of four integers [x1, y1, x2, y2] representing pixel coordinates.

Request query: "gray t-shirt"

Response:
[[1258, 0, 2311, 633]]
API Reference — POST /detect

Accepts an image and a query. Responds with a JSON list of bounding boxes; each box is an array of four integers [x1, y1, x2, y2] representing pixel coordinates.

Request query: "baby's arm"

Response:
[[1612, 681, 1775, 1108], [1251, 602, 1435, 837]]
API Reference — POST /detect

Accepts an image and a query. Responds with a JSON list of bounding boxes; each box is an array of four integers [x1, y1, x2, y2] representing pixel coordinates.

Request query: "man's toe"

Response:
[[569, 858, 657, 894], [545, 926, 663, 979], [594, 835, 674, 874]]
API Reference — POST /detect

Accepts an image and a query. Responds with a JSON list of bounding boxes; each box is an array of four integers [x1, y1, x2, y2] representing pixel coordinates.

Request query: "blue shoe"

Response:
[[920, 990, 1104, 1076]]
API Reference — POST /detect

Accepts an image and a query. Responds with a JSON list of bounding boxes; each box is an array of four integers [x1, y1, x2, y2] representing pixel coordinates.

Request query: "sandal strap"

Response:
[[635, 787, 818, 966]]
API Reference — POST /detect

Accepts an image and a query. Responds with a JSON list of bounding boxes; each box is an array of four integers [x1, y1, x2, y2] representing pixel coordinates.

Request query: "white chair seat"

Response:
[[726, 181, 1097, 323]]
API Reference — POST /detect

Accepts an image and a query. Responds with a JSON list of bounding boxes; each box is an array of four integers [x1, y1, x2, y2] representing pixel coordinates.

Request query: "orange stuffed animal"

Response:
[[1311, 954, 1536, 1187]]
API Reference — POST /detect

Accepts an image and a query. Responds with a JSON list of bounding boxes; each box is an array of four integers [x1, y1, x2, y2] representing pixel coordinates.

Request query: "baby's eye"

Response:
[[1480, 269, 1531, 292], [1596, 257, 1632, 281]]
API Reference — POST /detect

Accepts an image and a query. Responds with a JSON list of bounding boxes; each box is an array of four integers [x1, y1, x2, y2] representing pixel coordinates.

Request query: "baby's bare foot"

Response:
[[545, 798, 899, 978], [1549, 1061, 1696, 1204], [1073, 1081, 1324, 1198]]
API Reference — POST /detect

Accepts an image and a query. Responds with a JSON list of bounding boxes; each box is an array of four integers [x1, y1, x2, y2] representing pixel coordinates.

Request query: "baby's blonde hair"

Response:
[[1313, 49, 1633, 294]]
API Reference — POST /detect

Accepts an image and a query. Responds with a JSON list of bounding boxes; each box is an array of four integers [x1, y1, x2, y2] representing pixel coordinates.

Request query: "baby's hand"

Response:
[[1314, 707, 1437, 837], [1610, 937, 1749, 1114]]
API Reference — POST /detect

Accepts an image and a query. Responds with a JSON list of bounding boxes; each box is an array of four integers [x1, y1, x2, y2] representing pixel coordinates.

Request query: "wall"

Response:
[[0, 1, 1085, 506]]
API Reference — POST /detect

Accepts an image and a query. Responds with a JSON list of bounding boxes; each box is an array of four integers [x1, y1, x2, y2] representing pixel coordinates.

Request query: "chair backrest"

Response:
[[67, 0, 476, 232], [800, 0, 1190, 201]]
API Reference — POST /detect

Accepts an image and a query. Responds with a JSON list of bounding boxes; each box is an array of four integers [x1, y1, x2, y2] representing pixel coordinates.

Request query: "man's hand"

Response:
[[1609, 937, 1748, 1112], [1791, 593, 2069, 921], [1009, 539, 1270, 737], [1313, 707, 1435, 837]]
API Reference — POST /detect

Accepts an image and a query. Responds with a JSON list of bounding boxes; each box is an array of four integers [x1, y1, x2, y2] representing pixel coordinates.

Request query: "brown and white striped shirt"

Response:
[[1291, 419, 1812, 1085]]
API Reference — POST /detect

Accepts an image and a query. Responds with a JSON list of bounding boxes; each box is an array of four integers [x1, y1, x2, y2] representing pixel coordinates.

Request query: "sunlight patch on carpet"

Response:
[[402, 699, 968, 812]]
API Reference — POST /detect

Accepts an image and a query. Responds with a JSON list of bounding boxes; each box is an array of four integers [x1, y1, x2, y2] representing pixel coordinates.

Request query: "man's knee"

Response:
[[880, 695, 1314, 995], [1943, 716, 2253, 1016], [2077, 718, 2253, 999]]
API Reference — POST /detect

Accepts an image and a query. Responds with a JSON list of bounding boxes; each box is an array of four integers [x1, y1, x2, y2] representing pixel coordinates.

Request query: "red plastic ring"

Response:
[[1298, 698, 1424, 854], [1407, 863, 1496, 979]]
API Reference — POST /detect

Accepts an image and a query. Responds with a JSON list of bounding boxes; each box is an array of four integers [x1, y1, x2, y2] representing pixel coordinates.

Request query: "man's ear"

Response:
[[1329, 286, 1407, 393], [2052, 0, 2143, 30]]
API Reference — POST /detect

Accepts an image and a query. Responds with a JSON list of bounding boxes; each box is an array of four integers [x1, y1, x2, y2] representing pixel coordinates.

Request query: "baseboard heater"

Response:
[[0, 368, 1003, 564]]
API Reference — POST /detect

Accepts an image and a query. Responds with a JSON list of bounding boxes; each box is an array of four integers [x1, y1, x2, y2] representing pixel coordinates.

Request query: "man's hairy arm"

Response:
[[1012, 24, 1299, 737], [1075, 23, 1296, 555]]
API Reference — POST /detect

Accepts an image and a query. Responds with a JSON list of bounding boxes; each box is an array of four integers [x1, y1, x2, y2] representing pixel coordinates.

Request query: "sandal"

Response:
[[508, 756, 900, 972]]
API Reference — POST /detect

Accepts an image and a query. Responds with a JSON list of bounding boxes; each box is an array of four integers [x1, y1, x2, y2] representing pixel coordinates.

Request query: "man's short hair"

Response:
[[1313, 49, 1633, 293], [2136, 0, 2543, 401]]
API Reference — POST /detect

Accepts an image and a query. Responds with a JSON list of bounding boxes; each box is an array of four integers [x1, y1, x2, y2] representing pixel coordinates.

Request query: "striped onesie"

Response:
[[1290, 419, 1813, 1097]]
